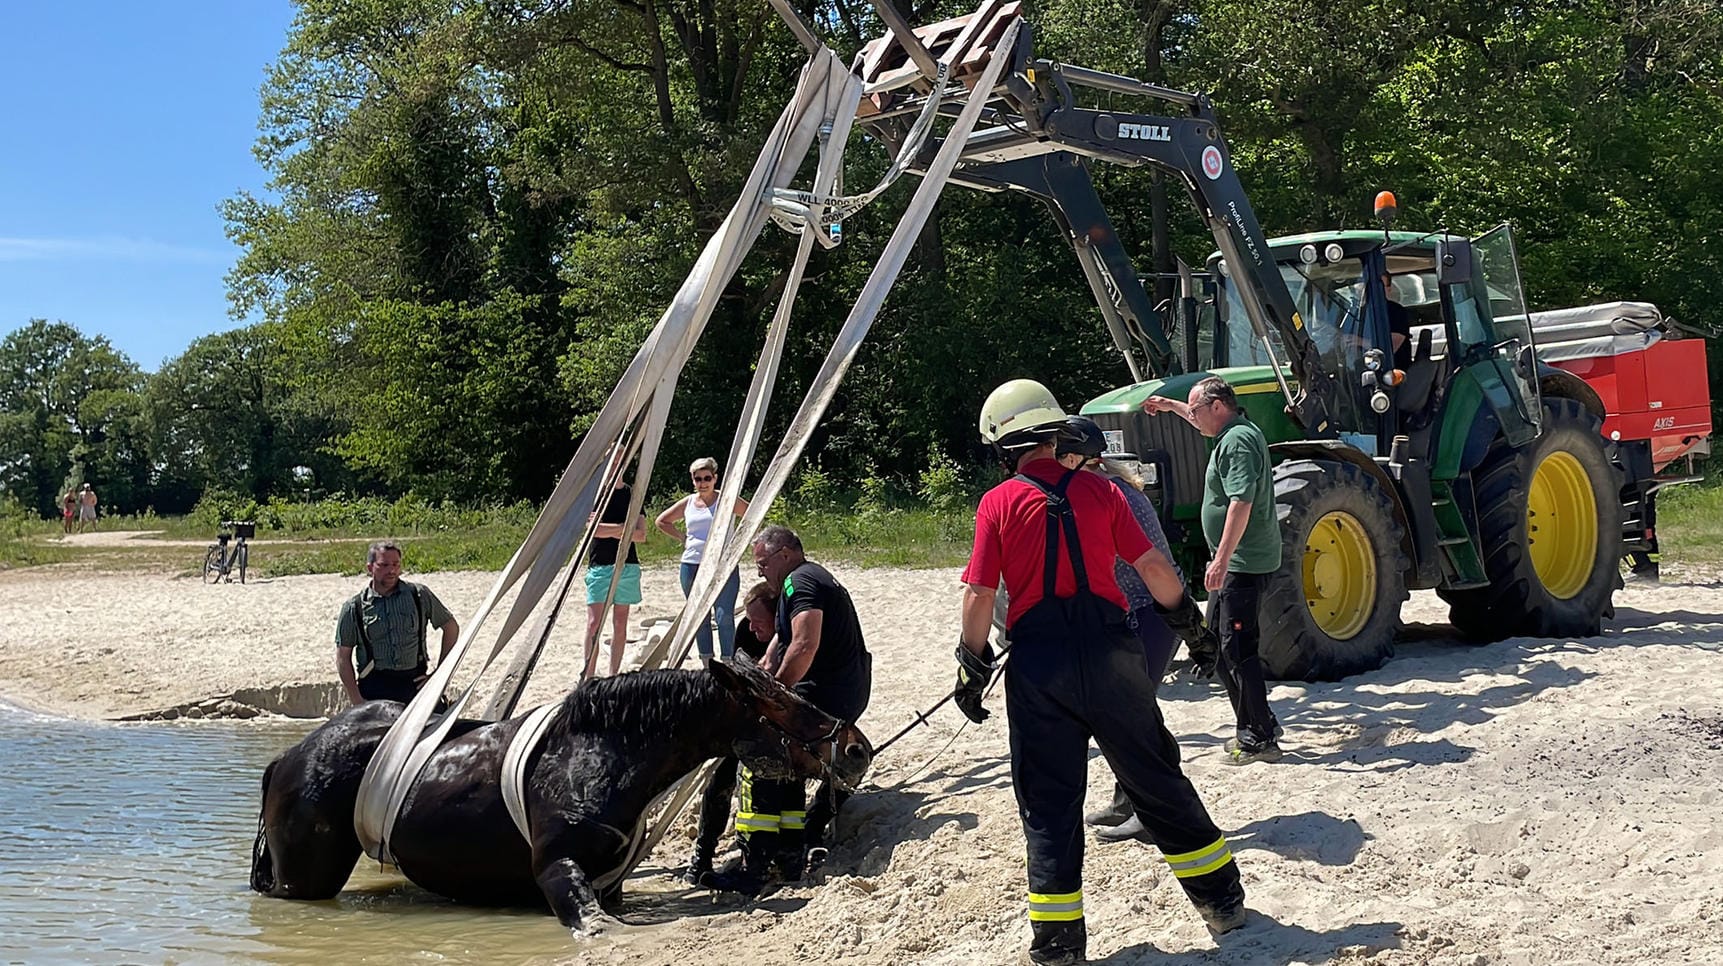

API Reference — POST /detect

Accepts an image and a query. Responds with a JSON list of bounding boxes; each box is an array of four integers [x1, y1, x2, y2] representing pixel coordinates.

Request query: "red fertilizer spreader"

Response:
[[1530, 301, 1712, 578]]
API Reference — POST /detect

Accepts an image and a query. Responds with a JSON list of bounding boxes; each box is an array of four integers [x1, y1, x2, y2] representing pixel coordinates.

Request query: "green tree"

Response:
[[0, 320, 145, 516]]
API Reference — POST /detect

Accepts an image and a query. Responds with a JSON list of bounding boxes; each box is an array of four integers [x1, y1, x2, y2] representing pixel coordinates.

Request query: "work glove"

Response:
[[953, 640, 998, 724], [1155, 593, 1220, 679]]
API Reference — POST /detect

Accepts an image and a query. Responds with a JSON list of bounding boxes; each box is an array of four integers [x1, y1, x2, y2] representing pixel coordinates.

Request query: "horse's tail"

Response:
[[249, 759, 277, 894]]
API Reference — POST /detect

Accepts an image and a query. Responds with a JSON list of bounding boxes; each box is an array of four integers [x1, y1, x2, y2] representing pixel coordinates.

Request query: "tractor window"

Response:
[[1216, 276, 1286, 366], [1283, 262, 1364, 360], [1194, 293, 1218, 370]]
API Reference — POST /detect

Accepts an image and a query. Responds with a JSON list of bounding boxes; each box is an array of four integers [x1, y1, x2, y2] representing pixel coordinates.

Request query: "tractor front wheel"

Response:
[[1259, 459, 1409, 681]]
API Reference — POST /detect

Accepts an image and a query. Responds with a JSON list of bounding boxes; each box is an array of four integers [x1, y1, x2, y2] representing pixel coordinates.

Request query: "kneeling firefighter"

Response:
[[955, 379, 1248, 965]]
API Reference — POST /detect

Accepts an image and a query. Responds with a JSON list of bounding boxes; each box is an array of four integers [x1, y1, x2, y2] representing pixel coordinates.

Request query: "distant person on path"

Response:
[[334, 541, 460, 706], [1142, 375, 1284, 764], [656, 457, 750, 663], [583, 477, 647, 679], [62, 490, 76, 534], [77, 484, 98, 532]]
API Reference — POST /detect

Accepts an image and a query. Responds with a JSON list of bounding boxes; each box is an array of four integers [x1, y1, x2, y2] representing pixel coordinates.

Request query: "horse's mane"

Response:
[[554, 668, 731, 740]]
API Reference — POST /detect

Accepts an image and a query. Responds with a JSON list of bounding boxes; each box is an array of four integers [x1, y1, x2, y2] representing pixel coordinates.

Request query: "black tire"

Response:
[[1439, 396, 1621, 639], [1259, 459, 1409, 681], [202, 546, 223, 584], [238, 544, 249, 584]]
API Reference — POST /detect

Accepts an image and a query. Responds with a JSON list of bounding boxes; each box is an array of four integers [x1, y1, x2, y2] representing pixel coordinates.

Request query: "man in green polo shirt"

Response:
[[1142, 376, 1283, 764], [334, 540, 460, 705]]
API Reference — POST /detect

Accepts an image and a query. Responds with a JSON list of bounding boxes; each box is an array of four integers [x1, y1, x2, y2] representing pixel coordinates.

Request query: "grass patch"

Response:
[[0, 537, 80, 571], [1655, 477, 1723, 569], [0, 500, 79, 571], [9, 475, 1722, 579], [0, 490, 976, 578]]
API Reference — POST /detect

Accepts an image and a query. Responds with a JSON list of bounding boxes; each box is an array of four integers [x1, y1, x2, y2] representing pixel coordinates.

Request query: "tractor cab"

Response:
[[1197, 227, 1544, 460]]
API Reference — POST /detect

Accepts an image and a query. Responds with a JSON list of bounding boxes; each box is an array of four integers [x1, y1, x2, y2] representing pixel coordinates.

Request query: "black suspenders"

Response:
[[1013, 469, 1090, 600]]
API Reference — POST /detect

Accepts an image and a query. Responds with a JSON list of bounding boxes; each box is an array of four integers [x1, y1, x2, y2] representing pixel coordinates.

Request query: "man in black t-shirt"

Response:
[[582, 478, 646, 678], [705, 525, 872, 895]]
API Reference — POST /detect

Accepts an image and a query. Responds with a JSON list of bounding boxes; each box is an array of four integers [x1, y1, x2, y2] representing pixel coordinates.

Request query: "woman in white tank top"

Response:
[[656, 457, 750, 659]]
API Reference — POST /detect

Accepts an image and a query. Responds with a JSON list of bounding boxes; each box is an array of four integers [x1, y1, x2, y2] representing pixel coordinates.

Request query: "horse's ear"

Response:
[[708, 658, 753, 695], [710, 655, 777, 697]]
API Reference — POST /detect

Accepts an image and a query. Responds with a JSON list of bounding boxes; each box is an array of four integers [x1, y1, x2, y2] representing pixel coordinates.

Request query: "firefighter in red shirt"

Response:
[[956, 379, 1248, 965]]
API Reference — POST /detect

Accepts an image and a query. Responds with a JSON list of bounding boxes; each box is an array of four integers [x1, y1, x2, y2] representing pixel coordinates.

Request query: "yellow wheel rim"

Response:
[[1301, 511, 1377, 640], [1526, 450, 1598, 599]]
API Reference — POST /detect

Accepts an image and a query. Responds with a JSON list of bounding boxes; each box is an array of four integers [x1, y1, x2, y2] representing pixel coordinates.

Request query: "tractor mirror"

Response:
[[1436, 239, 1474, 285]]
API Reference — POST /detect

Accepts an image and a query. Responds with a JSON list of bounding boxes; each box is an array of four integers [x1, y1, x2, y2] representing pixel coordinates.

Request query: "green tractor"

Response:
[[824, 18, 1623, 680], [1081, 223, 1621, 680]]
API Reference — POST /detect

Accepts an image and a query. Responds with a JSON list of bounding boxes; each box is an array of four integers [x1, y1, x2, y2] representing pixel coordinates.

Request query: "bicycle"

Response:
[[203, 520, 255, 584]]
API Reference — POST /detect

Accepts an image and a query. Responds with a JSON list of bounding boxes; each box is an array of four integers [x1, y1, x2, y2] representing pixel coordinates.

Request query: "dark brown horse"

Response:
[[249, 659, 871, 933]]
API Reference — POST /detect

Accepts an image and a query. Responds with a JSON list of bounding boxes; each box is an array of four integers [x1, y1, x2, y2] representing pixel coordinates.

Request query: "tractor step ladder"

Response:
[[1431, 481, 1489, 589]]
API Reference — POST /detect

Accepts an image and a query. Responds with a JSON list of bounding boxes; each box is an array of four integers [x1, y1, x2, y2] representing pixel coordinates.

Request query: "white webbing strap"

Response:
[[643, 51, 864, 674], [624, 22, 1021, 880], [500, 701, 564, 842]]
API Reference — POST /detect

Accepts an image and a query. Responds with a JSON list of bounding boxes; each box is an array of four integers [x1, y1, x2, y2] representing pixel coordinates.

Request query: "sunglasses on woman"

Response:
[[692, 474, 715, 483]]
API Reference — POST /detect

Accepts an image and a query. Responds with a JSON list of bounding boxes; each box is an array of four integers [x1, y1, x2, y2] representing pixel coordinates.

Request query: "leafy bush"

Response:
[[855, 465, 893, 518], [790, 466, 838, 510], [917, 445, 968, 513]]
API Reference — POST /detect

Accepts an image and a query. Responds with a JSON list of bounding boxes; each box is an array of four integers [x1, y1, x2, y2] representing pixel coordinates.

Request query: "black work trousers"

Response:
[[1207, 570, 1279, 747], [359, 669, 426, 704], [1006, 595, 1244, 926], [694, 755, 740, 862], [1100, 604, 1178, 816]]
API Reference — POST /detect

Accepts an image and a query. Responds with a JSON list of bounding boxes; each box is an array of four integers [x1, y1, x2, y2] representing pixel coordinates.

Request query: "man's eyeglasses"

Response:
[[692, 474, 715, 483]]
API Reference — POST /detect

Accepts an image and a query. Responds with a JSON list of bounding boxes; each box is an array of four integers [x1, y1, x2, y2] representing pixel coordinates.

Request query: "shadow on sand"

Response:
[[1094, 913, 1403, 964]]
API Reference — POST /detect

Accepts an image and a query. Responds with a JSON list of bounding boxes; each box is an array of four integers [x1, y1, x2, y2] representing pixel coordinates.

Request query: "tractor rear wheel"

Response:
[[1259, 459, 1409, 681], [1439, 396, 1621, 639]]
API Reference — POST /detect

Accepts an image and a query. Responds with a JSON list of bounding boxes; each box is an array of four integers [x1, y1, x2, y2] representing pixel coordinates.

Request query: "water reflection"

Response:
[[0, 702, 631, 964]]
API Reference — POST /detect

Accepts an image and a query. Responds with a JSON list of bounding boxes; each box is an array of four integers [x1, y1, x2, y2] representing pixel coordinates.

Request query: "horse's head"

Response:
[[710, 658, 872, 790]]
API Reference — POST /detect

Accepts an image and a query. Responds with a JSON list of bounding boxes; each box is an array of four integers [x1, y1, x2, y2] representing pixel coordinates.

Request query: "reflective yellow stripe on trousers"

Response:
[[735, 811, 780, 832], [735, 766, 779, 832], [1028, 889, 1083, 922], [780, 809, 807, 830], [1163, 836, 1234, 878]]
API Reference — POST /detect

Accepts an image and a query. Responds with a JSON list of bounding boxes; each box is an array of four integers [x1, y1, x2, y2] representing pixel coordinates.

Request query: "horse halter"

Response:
[[756, 712, 855, 790]]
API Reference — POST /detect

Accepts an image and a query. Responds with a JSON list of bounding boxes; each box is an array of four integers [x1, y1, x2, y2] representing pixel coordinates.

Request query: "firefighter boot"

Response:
[[699, 838, 772, 898], [1083, 783, 1133, 827], [682, 841, 715, 886], [1027, 919, 1087, 965]]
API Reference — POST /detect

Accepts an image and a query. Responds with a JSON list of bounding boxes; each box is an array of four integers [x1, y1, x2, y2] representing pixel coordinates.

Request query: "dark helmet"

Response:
[[1056, 415, 1108, 461]]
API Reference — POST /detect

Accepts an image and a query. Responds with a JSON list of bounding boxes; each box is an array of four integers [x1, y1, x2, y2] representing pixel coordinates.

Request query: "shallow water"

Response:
[[0, 702, 646, 965]]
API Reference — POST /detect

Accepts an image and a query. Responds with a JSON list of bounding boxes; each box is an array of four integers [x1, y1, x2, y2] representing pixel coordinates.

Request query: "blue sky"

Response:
[[0, 1, 297, 370]]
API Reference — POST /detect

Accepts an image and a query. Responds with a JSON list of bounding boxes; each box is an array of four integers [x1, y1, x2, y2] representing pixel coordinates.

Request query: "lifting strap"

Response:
[[500, 701, 563, 842]]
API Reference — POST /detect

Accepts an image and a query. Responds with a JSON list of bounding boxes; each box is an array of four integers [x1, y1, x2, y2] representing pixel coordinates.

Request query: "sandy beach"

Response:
[[3, 562, 1722, 964]]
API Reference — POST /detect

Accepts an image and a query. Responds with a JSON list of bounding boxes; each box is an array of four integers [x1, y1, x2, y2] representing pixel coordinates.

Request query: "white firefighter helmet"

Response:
[[979, 379, 1068, 448]]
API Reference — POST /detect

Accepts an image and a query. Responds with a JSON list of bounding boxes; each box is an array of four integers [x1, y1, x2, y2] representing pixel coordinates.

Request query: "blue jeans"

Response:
[[679, 562, 741, 659]]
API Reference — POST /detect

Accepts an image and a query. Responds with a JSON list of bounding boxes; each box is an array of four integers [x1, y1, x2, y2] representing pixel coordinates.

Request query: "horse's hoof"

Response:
[[573, 913, 624, 938]]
